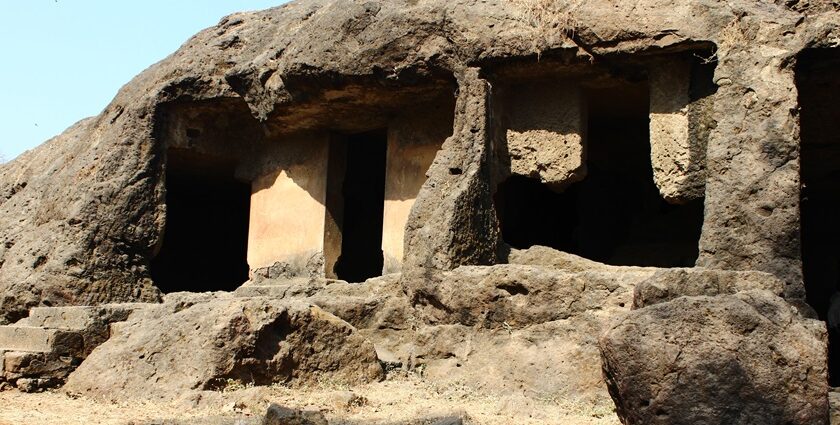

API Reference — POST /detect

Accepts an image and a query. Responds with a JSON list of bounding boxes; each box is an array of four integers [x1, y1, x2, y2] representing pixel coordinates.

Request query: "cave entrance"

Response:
[[495, 82, 704, 267], [325, 130, 388, 283], [797, 48, 840, 385], [151, 149, 251, 293]]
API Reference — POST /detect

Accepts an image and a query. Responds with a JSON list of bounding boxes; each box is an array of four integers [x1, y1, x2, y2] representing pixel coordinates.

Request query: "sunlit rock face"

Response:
[[0, 0, 838, 421]]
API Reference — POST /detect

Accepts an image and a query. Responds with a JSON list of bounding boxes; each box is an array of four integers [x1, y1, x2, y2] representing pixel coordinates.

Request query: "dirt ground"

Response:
[[0, 373, 621, 425]]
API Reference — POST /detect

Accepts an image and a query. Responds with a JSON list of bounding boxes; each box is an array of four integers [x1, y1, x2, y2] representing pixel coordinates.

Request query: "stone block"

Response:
[[632, 268, 786, 309], [15, 378, 58, 393], [21, 304, 138, 330], [3, 351, 78, 380], [0, 326, 84, 356], [503, 81, 586, 190], [649, 57, 710, 203], [263, 404, 328, 425]]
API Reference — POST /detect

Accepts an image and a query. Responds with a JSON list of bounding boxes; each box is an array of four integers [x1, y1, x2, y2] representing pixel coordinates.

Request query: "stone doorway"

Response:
[[150, 148, 251, 292], [494, 80, 704, 267], [797, 48, 840, 385], [324, 130, 388, 283]]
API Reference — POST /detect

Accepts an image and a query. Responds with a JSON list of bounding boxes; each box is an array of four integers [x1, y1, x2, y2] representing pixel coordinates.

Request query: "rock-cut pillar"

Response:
[[649, 57, 709, 203]]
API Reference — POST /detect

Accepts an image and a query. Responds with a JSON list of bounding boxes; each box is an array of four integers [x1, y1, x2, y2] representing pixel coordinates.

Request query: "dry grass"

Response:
[[506, 0, 578, 54], [718, 17, 748, 51], [509, 0, 577, 37]]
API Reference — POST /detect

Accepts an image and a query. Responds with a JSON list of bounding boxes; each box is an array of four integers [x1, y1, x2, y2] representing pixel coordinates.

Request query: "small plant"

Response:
[[221, 378, 253, 393], [509, 0, 576, 38], [507, 0, 578, 54], [718, 16, 749, 51]]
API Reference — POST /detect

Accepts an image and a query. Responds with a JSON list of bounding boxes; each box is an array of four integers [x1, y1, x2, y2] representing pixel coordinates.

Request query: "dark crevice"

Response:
[[332, 130, 388, 283], [495, 82, 703, 267], [797, 48, 840, 386], [497, 282, 530, 296], [151, 149, 250, 293]]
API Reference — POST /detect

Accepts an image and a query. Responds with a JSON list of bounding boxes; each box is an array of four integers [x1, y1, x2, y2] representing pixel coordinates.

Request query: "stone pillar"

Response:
[[698, 38, 802, 297], [402, 68, 500, 296], [247, 135, 330, 278], [381, 107, 451, 275], [649, 57, 708, 203], [504, 82, 586, 190]]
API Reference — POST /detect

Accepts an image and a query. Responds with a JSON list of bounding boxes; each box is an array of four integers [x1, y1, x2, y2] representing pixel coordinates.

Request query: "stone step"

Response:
[[0, 326, 83, 356], [17, 307, 97, 330], [0, 304, 146, 392], [2, 351, 80, 380], [233, 285, 290, 298], [17, 304, 141, 330]]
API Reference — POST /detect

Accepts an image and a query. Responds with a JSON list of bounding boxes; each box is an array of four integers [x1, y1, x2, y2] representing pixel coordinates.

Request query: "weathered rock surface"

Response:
[[0, 0, 833, 321], [0, 303, 139, 391], [234, 274, 412, 332], [506, 245, 633, 272], [263, 404, 329, 425], [64, 298, 383, 401], [239, 261, 822, 411], [600, 290, 829, 425], [365, 264, 653, 406], [632, 268, 786, 308], [831, 390, 840, 424], [0, 0, 836, 421], [414, 264, 649, 328]]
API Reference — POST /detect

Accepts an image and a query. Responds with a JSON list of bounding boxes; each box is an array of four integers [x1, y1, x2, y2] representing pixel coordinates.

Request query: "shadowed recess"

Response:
[[495, 82, 704, 267], [151, 149, 251, 292], [797, 48, 840, 386], [331, 130, 388, 283]]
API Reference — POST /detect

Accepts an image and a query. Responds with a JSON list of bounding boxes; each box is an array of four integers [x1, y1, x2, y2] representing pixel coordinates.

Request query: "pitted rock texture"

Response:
[[632, 268, 786, 308], [501, 81, 586, 190], [600, 290, 829, 425], [0, 0, 835, 321], [64, 298, 383, 401], [414, 264, 648, 328]]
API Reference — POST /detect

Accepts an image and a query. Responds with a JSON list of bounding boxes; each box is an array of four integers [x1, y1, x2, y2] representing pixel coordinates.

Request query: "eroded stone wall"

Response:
[[247, 134, 330, 277], [497, 80, 587, 190], [382, 105, 453, 274], [649, 57, 709, 203]]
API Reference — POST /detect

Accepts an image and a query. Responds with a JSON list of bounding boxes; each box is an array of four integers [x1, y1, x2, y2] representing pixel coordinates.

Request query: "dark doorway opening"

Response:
[[495, 82, 704, 267], [151, 149, 251, 292], [332, 130, 388, 283], [495, 175, 578, 253], [797, 48, 840, 385]]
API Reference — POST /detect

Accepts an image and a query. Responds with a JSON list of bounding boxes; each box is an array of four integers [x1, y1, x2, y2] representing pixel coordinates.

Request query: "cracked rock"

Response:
[[599, 290, 829, 425]]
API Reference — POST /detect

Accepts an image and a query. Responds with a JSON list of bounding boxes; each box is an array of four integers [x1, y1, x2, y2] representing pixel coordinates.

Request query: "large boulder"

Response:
[[600, 290, 828, 425], [64, 298, 383, 401]]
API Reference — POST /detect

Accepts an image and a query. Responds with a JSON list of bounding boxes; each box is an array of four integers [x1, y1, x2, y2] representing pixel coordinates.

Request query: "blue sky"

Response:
[[0, 1, 288, 161]]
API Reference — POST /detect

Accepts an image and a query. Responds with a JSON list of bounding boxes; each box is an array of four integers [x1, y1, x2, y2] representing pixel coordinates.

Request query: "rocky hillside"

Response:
[[0, 0, 838, 424]]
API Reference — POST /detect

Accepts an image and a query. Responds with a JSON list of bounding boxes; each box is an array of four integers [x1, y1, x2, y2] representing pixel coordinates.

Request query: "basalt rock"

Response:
[[0, 0, 834, 320], [64, 298, 383, 401], [0, 0, 837, 421], [600, 290, 829, 425]]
